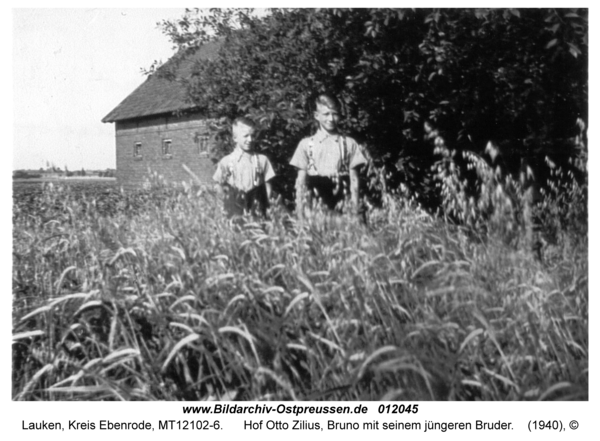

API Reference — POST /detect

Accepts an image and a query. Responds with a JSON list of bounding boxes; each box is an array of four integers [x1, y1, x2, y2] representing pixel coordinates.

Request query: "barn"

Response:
[[102, 42, 220, 188]]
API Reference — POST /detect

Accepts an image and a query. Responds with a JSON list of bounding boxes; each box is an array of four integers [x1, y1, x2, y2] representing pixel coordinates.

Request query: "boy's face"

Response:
[[314, 103, 340, 134], [232, 122, 255, 152]]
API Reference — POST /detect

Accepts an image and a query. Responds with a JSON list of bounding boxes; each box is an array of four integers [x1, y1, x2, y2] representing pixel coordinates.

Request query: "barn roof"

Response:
[[102, 41, 221, 123]]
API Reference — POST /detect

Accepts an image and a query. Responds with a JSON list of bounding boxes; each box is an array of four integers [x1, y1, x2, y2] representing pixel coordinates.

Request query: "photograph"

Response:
[[10, 5, 592, 438]]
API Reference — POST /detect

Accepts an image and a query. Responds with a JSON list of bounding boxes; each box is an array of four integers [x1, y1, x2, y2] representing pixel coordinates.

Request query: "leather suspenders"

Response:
[[252, 154, 260, 187], [224, 152, 262, 189], [307, 135, 349, 175], [307, 139, 318, 173], [338, 136, 348, 175]]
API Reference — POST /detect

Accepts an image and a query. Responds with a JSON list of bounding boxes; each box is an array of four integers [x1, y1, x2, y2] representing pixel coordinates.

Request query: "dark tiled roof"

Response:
[[102, 41, 221, 123]]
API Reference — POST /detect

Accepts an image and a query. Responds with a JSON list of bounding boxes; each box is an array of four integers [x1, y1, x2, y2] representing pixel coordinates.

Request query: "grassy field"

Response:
[[12, 172, 587, 401]]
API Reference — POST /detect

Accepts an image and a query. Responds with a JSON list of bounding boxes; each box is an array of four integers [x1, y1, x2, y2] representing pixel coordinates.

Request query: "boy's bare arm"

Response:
[[214, 182, 227, 198], [295, 169, 308, 218], [265, 181, 273, 201], [350, 168, 360, 213]]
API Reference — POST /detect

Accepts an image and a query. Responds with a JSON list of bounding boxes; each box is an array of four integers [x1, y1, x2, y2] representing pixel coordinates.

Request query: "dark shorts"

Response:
[[306, 175, 350, 211], [223, 184, 269, 218]]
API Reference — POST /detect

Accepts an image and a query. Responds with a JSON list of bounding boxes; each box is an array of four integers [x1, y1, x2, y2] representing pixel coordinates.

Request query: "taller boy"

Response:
[[290, 94, 367, 217]]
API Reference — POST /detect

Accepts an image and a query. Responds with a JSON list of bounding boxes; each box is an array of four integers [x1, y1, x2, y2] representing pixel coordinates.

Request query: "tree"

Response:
[[157, 8, 587, 207]]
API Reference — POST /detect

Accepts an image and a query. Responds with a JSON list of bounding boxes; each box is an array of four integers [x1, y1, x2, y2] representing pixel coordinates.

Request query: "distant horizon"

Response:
[[14, 165, 116, 171]]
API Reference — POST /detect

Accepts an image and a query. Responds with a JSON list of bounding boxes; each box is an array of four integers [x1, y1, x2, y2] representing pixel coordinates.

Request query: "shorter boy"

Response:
[[213, 117, 276, 217]]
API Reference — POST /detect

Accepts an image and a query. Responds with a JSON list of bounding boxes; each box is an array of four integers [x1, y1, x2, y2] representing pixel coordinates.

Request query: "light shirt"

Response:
[[213, 148, 276, 192], [290, 131, 367, 176]]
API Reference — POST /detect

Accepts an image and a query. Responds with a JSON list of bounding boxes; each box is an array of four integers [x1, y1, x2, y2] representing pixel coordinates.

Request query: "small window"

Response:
[[133, 142, 142, 158], [162, 139, 172, 158], [196, 133, 210, 157]]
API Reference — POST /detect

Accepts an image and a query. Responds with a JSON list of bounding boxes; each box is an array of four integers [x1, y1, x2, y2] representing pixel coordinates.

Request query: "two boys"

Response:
[[213, 94, 366, 219]]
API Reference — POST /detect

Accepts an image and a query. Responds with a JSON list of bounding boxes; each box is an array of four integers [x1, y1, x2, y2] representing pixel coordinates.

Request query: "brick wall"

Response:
[[114, 114, 216, 188]]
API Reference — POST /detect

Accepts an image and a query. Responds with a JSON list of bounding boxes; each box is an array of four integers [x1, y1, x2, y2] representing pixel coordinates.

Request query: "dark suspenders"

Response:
[[307, 135, 349, 175]]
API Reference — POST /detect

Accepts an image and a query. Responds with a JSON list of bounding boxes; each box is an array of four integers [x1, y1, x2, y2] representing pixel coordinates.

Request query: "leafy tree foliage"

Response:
[[157, 8, 587, 207]]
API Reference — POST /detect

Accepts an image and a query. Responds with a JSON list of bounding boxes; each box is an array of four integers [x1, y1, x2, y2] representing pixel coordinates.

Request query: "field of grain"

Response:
[[12, 175, 587, 401]]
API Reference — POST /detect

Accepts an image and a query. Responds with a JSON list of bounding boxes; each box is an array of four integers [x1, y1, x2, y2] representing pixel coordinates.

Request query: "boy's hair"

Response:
[[315, 94, 340, 111], [232, 116, 256, 130]]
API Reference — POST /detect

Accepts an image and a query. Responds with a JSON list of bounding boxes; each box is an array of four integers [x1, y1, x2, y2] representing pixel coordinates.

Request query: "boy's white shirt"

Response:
[[213, 147, 275, 192], [290, 130, 367, 177]]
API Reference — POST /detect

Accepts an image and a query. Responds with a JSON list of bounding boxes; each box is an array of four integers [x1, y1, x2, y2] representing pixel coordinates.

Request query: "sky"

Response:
[[12, 8, 187, 171]]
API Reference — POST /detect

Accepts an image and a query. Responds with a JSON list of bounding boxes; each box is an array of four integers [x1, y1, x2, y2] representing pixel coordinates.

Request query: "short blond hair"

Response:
[[232, 116, 256, 129], [315, 94, 340, 111]]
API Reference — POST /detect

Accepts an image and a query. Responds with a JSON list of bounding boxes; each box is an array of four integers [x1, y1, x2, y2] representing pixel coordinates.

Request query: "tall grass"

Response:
[[12, 164, 587, 400]]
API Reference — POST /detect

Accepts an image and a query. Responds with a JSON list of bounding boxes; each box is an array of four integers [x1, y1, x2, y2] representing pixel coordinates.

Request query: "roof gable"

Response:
[[102, 41, 220, 123]]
